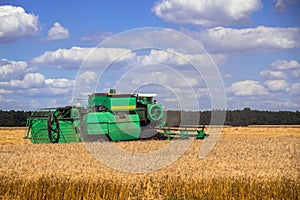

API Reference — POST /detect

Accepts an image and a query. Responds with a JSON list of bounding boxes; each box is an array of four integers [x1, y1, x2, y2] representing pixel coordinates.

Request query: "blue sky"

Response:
[[0, 0, 299, 111]]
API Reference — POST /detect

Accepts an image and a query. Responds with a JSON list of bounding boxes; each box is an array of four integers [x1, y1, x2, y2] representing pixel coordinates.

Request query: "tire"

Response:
[[48, 115, 60, 143]]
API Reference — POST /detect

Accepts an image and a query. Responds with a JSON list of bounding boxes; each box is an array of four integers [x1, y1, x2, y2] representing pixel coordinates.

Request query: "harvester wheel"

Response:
[[147, 104, 163, 121], [48, 115, 60, 143]]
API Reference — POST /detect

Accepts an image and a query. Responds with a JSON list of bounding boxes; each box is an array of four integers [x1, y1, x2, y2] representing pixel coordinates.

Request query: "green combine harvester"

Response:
[[24, 89, 207, 143]]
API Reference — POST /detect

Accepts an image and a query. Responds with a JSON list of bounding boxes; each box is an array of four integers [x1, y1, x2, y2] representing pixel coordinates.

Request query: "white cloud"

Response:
[[0, 66, 77, 110], [31, 46, 225, 71], [191, 26, 300, 53], [291, 69, 300, 77], [10, 73, 45, 88], [115, 65, 206, 111], [0, 72, 76, 110], [0, 89, 13, 94], [152, 0, 262, 27], [0, 59, 28, 81], [269, 60, 300, 78], [290, 83, 300, 95], [260, 69, 286, 79], [46, 22, 70, 40], [227, 80, 269, 96], [26, 87, 72, 96], [73, 71, 99, 99], [264, 79, 289, 91], [226, 59, 299, 110], [31, 46, 132, 68], [270, 60, 300, 70], [43, 46, 226, 109], [32, 46, 90, 67], [248, 99, 299, 110], [97, 28, 210, 53], [45, 78, 74, 88], [136, 48, 227, 67], [0, 95, 19, 110], [0, 5, 39, 43], [76, 71, 98, 85]]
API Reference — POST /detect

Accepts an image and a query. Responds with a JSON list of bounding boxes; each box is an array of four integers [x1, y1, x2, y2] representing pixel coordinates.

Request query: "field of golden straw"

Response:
[[0, 126, 299, 199]]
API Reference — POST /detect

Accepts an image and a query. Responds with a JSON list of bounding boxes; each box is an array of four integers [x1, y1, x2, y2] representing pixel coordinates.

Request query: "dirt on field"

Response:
[[0, 126, 299, 199]]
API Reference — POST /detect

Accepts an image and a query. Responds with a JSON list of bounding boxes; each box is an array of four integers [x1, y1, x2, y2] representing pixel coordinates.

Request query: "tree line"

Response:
[[0, 110, 31, 127], [166, 108, 300, 126], [0, 108, 299, 127]]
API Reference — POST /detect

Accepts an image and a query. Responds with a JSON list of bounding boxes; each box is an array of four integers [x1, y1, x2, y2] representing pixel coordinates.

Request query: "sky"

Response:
[[0, 0, 299, 111]]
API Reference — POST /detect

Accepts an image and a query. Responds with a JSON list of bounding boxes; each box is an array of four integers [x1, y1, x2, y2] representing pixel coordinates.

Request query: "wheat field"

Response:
[[0, 126, 299, 199]]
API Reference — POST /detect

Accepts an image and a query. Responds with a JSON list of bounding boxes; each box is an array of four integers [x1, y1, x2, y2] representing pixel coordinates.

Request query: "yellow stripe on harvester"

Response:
[[111, 105, 136, 110]]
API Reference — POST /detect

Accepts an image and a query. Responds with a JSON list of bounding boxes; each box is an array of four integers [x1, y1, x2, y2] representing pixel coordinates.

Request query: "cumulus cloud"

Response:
[[45, 78, 74, 88], [270, 59, 300, 70], [114, 65, 208, 111], [10, 73, 45, 88], [76, 71, 98, 86], [31, 46, 226, 72], [235, 59, 300, 110], [291, 69, 300, 77], [0, 73, 73, 92], [32, 45, 226, 110], [189, 26, 300, 53], [227, 80, 269, 96], [0, 59, 77, 110], [268, 60, 300, 78], [0, 71, 76, 110], [260, 69, 286, 79], [0, 5, 39, 43], [291, 83, 300, 95], [242, 99, 299, 110], [97, 28, 210, 53], [46, 22, 70, 40], [135, 48, 227, 68], [31, 46, 132, 68], [0, 59, 28, 81], [0, 89, 13, 95], [264, 79, 289, 91], [152, 0, 262, 27], [73, 70, 100, 102]]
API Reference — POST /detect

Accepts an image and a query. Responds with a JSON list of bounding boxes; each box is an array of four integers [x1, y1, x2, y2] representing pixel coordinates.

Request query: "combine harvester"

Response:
[[24, 89, 207, 143]]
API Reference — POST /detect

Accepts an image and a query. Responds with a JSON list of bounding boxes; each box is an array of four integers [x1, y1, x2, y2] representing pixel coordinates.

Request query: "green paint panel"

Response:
[[109, 97, 136, 111], [84, 111, 141, 140], [84, 112, 108, 135], [85, 112, 108, 123], [29, 118, 80, 144], [57, 120, 81, 143], [86, 124, 108, 135], [30, 118, 48, 144], [88, 94, 136, 111], [108, 122, 140, 141]]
